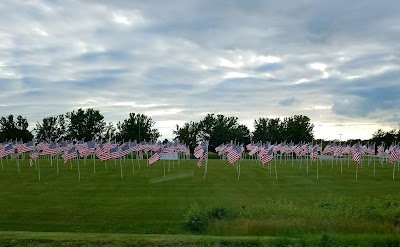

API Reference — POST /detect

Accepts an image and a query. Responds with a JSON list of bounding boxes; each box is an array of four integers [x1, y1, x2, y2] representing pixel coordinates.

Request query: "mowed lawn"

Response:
[[0, 157, 400, 238]]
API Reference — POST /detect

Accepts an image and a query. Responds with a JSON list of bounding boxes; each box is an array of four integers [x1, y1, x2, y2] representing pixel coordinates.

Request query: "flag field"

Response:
[[0, 157, 400, 245]]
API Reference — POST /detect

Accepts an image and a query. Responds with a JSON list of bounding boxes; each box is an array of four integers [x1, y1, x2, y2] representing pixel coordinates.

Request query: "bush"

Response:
[[388, 210, 400, 227], [207, 152, 220, 159], [207, 206, 229, 220], [183, 202, 206, 233]]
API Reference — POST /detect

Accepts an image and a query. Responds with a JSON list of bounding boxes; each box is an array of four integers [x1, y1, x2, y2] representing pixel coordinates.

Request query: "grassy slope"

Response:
[[0, 157, 400, 245]]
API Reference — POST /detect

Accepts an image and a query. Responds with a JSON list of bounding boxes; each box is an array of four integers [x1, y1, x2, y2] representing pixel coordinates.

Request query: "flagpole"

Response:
[[163, 160, 166, 178], [131, 152, 134, 173], [17, 154, 20, 174], [237, 160, 240, 180], [120, 158, 123, 179], [390, 160, 395, 180], [203, 141, 209, 179], [356, 163, 358, 180], [78, 160, 81, 181]]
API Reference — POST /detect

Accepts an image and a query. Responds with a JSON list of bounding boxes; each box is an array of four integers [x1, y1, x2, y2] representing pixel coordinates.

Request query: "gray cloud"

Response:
[[0, 0, 400, 140]]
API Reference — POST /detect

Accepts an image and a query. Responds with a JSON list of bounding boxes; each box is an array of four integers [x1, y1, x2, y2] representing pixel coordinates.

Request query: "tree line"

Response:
[[2, 108, 397, 152], [0, 109, 160, 143], [173, 114, 314, 152]]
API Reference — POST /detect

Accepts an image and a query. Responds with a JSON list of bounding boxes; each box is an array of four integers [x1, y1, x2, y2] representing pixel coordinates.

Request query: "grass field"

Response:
[[1, 156, 400, 246]]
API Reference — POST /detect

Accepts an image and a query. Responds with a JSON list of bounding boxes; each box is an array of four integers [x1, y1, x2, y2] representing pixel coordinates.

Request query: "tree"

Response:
[[253, 117, 283, 143], [65, 108, 106, 141], [35, 115, 66, 142], [116, 113, 160, 142], [102, 122, 117, 141], [370, 129, 399, 147], [282, 115, 314, 143], [252, 115, 314, 143], [0, 114, 33, 142], [173, 121, 199, 152], [198, 114, 250, 152]]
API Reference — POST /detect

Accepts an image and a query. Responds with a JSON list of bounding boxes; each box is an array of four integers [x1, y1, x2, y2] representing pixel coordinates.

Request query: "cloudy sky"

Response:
[[1, 0, 400, 141]]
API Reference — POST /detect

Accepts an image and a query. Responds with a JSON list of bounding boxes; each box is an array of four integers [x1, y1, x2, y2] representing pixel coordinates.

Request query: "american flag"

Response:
[[389, 147, 399, 164], [163, 141, 176, 153], [352, 144, 361, 164], [193, 142, 206, 158], [227, 146, 241, 164], [78, 141, 95, 157], [197, 153, 207, 167], [129, 141, 139, 152], [119, 143, 132, 157], [98, 146, 120, 161], [248, 146, 259, 156], [41, 142, 59, 156], [148, 149, 162, 165], [260, 148, 274, 164], [17, 141, 35, 155], [293, 145, 301, 156], [62, 147, 77, 163], [95, 143, 105, 158], [377, 144, 384, 154], [58, 140, 70, 152], [311, 146, 319, 161], [29, 147, 40, 166], [0, 143, 14, 158]]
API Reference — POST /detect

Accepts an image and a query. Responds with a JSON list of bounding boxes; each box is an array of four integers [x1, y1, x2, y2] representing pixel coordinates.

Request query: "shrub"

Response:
[[207, 205, 229, 220], [183, 202, 206, 233]]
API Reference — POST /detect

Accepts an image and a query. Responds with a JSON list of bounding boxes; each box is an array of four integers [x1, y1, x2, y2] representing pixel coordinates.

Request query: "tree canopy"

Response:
[[253, 115, 314, 144], [0, 114, 33, 142], [35, 115, 66, 142], [65, 108, 106, 141], [116, 113, 160, 142], [174, 114, 251, 152]]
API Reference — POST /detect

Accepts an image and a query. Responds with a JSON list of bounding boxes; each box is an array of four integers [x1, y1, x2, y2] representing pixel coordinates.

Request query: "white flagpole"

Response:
[[163, 160, 166, 178], [203, 141, 209, 179], [131, 152, 134, 173], [78, 160, 81, 181], [120, 158, 123, 179]]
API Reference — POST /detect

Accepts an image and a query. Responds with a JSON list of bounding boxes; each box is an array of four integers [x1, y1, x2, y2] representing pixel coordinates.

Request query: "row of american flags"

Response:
[[0, 140, 191, 166], [208, 142, 400, 165], [1, 140, 399, 168]]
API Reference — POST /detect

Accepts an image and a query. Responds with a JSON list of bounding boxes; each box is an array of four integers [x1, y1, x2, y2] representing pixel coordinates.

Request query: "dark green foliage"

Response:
[[207, 152, 219, 159], [116, 113, 160, 142], [0, 114, 33, 142], [35, 115, 66, 142], [184, 202, 206, 233], [198, 114, 251, 152], [207, 206, 229, 220], [320, 234, 334, 247], [252, 115, 314, 143], [65, 108, 106, 141], [173, 121, 199, 153], [174, 114, 251, 152], [371, 129, 400, 148]]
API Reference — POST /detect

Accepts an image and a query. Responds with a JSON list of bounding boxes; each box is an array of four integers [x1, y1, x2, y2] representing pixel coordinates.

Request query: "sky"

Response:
[[1, 0, 400, 141]]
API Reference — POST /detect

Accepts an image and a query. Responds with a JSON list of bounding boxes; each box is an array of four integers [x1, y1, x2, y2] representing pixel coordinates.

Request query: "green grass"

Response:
[[0, 157, 400, 246]]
